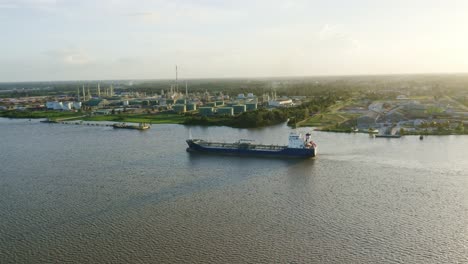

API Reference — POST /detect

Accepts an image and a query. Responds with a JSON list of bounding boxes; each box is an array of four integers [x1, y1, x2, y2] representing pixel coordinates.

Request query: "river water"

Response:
[[0, 118, 467, 263]]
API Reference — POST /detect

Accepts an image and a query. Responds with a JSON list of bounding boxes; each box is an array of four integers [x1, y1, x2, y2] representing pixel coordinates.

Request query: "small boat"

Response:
[[419, 135, 424, 140], [375, 134, 401, 138], [40, 118, 58, 123], [368, 128, 379, 134], [112, 122, 150, 130]]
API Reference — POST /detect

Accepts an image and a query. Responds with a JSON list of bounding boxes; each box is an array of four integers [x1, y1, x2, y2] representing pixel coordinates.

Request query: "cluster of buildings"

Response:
[[0, 96, 48, 111], [0, 80, 303, 120], [158, 89, 260, 116], [348, 94, 468, 133], [46, 101, 82, 110]]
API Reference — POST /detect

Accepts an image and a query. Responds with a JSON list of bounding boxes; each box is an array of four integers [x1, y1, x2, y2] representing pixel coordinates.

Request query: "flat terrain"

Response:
[[82, 113, 187, 124]]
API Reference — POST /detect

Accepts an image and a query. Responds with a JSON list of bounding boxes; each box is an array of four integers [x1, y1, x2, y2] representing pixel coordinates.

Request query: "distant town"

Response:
[[1, 74, 468, 135]]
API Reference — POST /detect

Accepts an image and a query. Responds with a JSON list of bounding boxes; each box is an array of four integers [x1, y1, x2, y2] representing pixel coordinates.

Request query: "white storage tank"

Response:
[[53, 102, 63, 110], [73, 102, 82, 110], [46, 101, 56, 109], [62, 102, 72, 111]]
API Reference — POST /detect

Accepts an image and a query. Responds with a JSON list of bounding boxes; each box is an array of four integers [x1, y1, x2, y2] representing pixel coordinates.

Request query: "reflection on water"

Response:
[[0, 118, 467, 263]]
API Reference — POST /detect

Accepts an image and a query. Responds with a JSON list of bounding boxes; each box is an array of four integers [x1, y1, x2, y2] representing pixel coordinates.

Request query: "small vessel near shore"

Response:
[[112, 122, 150, 130], [375, 126, 401, 138], [375, 134, 401, 138], [40, 118, 58, 123], [186, 132, 317, 158]]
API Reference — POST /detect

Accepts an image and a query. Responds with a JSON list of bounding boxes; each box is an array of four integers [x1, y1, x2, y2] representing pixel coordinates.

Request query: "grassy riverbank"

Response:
[[0, 110, 83, 120], [82, 113, 186, 124]]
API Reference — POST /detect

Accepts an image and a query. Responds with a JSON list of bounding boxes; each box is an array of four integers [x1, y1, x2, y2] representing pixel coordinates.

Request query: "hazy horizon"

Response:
[[2, 0, 468, 82], [4, 71, 468, 85]]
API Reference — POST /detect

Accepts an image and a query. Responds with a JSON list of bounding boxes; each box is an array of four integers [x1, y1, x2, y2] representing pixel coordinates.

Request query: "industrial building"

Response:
[[246, 103, 257, 111], [186, 103, 197, 111], [217, 107, 234, 116], [199, 107, 214, 116], [268, 99, 293, 107], [233, 105, 247, 114], [46, 101, 81, 111], [173, 104, 187, 113], [83, 99, 109, 109]]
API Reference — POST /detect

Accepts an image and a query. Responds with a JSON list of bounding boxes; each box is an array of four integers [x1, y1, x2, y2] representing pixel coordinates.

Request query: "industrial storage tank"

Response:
[[53, 102, 64, 110], [246, 103, 257, 111], [62, 102, 72, 111], [46, 101, 57, 109], [186, 103, 197, 111], [173, 104, 186, 113], [217, 107, 234, 116], [233, 104, 247, 114], [73, 102, 82, 110], [199, 107, 214, 116]]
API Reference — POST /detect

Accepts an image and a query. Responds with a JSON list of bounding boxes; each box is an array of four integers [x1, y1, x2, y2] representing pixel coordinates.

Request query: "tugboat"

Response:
[[186, 132, 317, 158], [112, 122, 150, 130]]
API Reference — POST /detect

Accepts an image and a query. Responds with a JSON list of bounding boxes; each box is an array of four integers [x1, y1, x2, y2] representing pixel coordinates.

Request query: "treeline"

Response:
[[286, 93, 349, 126], [4, 74, 468, 98], [134, 78, 355, 97], [184, 109, 287, 128]]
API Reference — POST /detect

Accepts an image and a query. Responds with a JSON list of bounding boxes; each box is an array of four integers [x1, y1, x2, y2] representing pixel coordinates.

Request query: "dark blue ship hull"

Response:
[[186, 140, 316, 158]]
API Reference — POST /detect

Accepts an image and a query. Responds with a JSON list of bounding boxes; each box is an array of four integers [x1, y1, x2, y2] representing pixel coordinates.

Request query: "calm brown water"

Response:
[[0, 118, 467, 263]]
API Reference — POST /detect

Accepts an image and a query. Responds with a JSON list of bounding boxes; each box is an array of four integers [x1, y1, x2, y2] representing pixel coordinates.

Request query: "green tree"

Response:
[[456, 122, 464, 133]]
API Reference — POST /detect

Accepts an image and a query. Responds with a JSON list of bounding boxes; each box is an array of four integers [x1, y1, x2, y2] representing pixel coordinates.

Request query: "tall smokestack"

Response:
[[82, 85, 86, 101], [176, 65, 178, 92], [97, 83, 101, 97]]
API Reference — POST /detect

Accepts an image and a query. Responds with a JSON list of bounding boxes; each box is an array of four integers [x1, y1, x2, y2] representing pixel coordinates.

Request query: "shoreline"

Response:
[[1, 115, 467, 136]]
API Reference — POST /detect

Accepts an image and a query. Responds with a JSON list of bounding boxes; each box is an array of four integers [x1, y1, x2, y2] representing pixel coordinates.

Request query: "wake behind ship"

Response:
[[186, 132, 317, 158]]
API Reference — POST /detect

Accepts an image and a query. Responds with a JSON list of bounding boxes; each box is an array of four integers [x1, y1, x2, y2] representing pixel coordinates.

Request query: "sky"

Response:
[[1, 0, 468, 82]]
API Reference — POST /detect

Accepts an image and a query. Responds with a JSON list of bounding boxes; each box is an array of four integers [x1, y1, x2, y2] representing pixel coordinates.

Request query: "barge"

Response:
[[112, 122, 150, 130]]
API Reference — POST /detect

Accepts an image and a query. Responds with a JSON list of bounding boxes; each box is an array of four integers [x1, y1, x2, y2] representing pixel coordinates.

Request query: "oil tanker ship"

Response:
[[186, 132, 317, 158]]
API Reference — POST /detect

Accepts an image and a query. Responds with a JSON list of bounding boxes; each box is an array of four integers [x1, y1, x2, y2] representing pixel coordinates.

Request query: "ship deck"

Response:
[[194, 140, 287, 151]]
